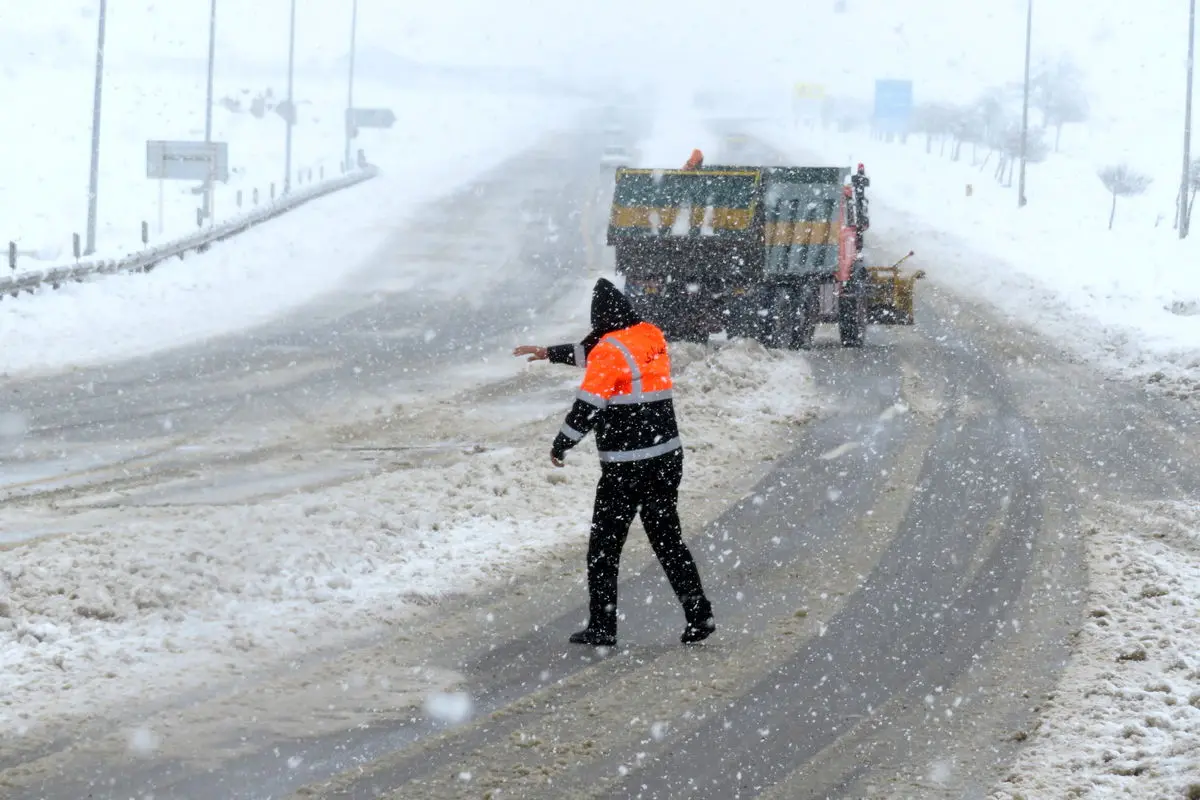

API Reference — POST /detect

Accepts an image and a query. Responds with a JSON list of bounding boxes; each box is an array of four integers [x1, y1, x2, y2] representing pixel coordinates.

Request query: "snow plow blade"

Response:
[[866, 251, 924, 325]]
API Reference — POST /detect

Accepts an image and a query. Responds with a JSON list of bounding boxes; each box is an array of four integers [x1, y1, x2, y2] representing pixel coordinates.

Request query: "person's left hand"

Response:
[[513, 345, 548, 362]]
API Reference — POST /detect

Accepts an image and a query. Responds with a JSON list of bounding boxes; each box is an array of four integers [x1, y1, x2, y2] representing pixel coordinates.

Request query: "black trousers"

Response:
[[586, 448, 711, 634]]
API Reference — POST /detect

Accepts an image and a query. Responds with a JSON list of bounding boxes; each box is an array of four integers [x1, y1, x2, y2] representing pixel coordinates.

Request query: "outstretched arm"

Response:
[[513, 342, 590, 367], [546, 343, 589, 367]]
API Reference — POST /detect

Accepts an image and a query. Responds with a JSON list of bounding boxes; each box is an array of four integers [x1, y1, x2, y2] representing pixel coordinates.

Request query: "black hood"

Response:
[[590, 278, 640, 335]]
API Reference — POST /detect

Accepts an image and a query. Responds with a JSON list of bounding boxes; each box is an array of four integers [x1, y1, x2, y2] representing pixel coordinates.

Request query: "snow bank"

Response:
[[0, 339, 821, 735], [0, 90, 586, 378], [754, 123, 1200, 396], [990, 500, 1200, 800]]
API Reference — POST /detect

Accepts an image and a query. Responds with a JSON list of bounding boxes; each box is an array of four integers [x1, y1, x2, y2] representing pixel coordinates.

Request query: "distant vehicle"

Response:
[[720, 134, 751, 162], [600, 143, 630, 167]]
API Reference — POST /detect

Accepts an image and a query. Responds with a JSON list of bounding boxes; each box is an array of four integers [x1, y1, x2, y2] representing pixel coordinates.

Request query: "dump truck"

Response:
[[606, 160, 922, 347]]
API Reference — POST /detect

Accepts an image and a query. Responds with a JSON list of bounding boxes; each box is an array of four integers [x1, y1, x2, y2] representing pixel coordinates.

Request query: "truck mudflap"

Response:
[[866, 251, 924, 325]]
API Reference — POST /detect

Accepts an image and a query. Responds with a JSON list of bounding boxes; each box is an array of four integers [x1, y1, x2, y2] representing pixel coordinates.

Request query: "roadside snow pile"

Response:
[[673, 338, 822, 434], [754, 124, 1200, 397], [0, 340, 819, 734], [990, 500, 1200, 800]]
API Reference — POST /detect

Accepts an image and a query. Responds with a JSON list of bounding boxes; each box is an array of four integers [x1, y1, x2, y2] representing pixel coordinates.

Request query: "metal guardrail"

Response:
[[1, 165, 381, 300]]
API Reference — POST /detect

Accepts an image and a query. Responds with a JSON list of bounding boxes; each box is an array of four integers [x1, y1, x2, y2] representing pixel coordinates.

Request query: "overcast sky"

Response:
[[2, 0, 1193, 110]]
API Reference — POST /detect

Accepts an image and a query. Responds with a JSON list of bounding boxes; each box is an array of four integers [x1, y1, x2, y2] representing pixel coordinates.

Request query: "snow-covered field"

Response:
[[0, 89, 587, 378], [1, 66, 363, 266], [0, 339, 820, 737], [1, 1, 431, 266]]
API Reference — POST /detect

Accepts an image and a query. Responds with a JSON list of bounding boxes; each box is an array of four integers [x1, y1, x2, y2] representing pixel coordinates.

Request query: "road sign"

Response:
[[146, 140, 229, 182], [793, 82, 826, 101], [792, 82, 826, 128], [275, 100, 297, 126], [873, 79, 914, 135], [346, 107, 396, 130]]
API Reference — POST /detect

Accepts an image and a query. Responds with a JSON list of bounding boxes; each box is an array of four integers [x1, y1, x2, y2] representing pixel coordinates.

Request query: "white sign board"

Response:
[[146, 140, 229, 182], [346, 108, 396, 130]]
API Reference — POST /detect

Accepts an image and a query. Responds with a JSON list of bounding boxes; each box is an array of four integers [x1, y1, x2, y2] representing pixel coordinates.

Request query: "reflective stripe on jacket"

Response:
[[550, 321, 682, 463]]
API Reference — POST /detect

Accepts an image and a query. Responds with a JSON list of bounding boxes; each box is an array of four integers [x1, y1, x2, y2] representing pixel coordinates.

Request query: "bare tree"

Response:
[[941, 105, 982, 162], [973, 89, 1012, 149], [964, 87, 1020, 168], [1032, 56, 1090, 151], [1098, 164, 1151, 229], [912, 103, 958, 155], [992, 123, 1049, 186]]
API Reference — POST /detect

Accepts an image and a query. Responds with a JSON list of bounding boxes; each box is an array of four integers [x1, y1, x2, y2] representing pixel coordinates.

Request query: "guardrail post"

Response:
[[270, 183, 276, 201], [8, 241, 15, 272], [196, 208, 203, 228], [141, 221, 149, 245], [236, 189, 243, 209], [73, 233, 81, 261], [253, 187, 259, 205]]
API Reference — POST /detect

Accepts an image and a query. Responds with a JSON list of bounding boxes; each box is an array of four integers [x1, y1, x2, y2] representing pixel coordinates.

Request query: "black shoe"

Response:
[[681, 595, 715, 644], [681, 618, 715, 645], [569, 628, 616, 647]]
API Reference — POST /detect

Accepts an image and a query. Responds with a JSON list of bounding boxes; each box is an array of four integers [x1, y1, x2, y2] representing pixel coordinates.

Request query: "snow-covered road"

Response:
[[1, 112, 1198, 800]]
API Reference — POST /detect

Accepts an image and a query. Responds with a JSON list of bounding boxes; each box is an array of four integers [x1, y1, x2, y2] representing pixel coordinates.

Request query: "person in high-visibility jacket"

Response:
[[512, 278, 716, 646], [683, 148, 704, 170]]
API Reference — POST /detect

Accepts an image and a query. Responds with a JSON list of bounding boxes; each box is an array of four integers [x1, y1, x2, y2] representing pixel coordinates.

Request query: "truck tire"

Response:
[[763, 284, 819, 350], [724, 293, 759, 341], [660, 309, 708, 345], [791, 285, 819, 350], [838, 292, 866, 347], [762, 287, 794, 350]]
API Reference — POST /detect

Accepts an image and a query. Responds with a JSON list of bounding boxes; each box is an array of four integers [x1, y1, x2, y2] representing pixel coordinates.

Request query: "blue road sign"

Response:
[[873, 79, 914, 134]]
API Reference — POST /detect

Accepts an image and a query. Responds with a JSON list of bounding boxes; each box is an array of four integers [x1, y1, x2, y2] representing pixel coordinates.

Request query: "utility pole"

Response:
[[1180, 0, 1196, 239], [344, 0, 359, 173], [284, 0, 297, 194], [203, 0, 217, 219], [85, 0, 108, 255], [1017, 0, 1033, 208]]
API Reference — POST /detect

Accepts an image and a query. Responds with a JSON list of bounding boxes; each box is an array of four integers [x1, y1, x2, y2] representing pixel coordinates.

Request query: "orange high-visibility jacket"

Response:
[[550, 321, 682, 464], [683, 149, 704, 170]]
